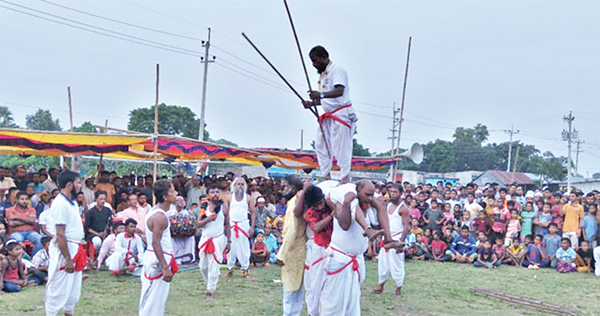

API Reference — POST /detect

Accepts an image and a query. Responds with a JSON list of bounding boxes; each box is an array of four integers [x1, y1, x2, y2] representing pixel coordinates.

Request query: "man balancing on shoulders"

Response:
[[302, 45, 358, 184]]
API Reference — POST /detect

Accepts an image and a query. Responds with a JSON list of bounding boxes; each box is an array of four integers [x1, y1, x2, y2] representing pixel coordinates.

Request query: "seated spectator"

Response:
[[504, 237, 526, 266], [522, 235, 548, 269], [28, 235, 51, 285], [492, 238, 506, 263], [251, 231, 270, 267], [0, 223, 6, 253], [543, 223, 561, 268], [275, 194, 287, 217], [474, 239, 500, 269], [450, 226, 477, 263], [413, 233, 427, 260], [85, 191, 112, 251], [121, 193, 147, 238], [425, 230, 450, 262], [264, 223, 279, 263], [409, 218, 423, 235], [0, 187, 18, 217], [6, 191, 42, 255], [556, 238, 576, 273], [0, 239, 28, 292], [408, 199, 421, 220], [442, 227, 454, 248], [575, 240, 593, 273], [476, 231, 487, 249], [106, 219, 144, 276], [96, 222, 126, 270]]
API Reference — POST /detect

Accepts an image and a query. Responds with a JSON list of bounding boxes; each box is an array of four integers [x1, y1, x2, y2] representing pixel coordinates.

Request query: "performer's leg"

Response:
[[332, 122, 354, 182], [45, 270, 68, 316], [391, 251, 405, 296], [63, 272, 82, 315], [315, 123, 333, 179], [372, 248, 388, 294]]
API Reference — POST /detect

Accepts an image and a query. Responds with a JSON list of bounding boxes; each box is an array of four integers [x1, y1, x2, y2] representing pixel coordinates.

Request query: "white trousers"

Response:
[[172, 236, 196, 264], [319, 250, 365, 316], [377, 248, 405, 287], [315, 117, 356, 179], [304, 240, 326, 316], [139, 253, 171, 316], [45, 242, 82, 316], [106, 251, 143, 276], [594, 246, 600, 277], [227, 220, 250, 271], [91, 236, 102, 251], [563, 231, 579, 248], [282, 286, 304, 316], [198, 234, 226, 292]]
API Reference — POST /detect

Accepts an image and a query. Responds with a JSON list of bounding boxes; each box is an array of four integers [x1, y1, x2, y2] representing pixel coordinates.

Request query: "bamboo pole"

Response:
[[153, 64, 159, 187], [67, 86, 75, 170]]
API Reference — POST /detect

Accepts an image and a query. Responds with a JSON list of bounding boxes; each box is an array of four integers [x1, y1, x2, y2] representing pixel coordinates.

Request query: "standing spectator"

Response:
[[581, 204, 597, 248], [561, 192, 585, 248], [81, 178, 95, 206], [490, 199, 511, 243], [6, 191, 43, 255], [137, 193, 151, 214], [30, 172, 47, 194], [42, 167, 59, 193], [275, 195, 287, 217], [186, 175, 205, 209], [533, 203, 553, 237], [84, 191, 112, 251], [95, 171, 116, 208], [423, 200, 444, 232], [140, 174, 154, 202], [0, 167, 16, 199], [121, 193, 147, 237], [520, 202, 536, 240], [254, 197, 275, 233], [13, 166, 30, 190]]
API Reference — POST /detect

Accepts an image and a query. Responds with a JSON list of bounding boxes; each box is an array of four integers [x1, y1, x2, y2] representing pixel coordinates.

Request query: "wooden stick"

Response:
[[67, 86, 75, 170], [153, 64, 159, 190], [281, 0, 331, 158]]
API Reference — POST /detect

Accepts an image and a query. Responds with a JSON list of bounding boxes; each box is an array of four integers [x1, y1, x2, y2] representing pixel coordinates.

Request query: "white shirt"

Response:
[[114, 232, 144, 256], [31, 248, 50, 268], [48, 193, 84, 242], [319, 63, 351, 112]]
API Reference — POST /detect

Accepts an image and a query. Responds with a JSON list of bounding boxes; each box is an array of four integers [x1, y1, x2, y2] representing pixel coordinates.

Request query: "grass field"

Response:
[[1, 260, 598, 316]]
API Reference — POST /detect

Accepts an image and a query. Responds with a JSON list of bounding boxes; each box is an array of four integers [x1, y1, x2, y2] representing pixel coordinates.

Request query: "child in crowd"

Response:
[[0, 239, 28, 292], [0, 223, 6, 254], [474, 239, 500, 269], [442, 227, 454, 247], [522, 235, 548, 269], [476, 231, 487, 249], [575, 240, 594, 273], [453, 204, 463, 225], [413, 233, 427, 260], [581, 204, 597, 248], [523, 235, 533, 246], [491, 200, 511, 243], [551, 195, 566, 232], [543, 223, 562, 268], [555, 238, 576, 273], [408, 200, 421, 220], [504, 237, 525, 266], [533, 203, 553, 237], [520, 202, 536, 241], [458, 211, 472, 233], [505, 209, 521, 245], [410, 218, 423, 236], [425, 230, 450, 262], [404, 232, 416, 258], [492, 238, 506, 263], [423, 228, 432, 245], [28, 235, 51, 285], [423, 200, 444, 232], [250, 231, 270, 267], [472, 210, 491, 236], [441, 203, 455, 231], [264, 223, 280, 263]]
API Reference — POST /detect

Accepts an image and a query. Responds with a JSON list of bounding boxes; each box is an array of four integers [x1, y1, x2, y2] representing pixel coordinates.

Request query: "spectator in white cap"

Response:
[[254, 196, 275, 234]]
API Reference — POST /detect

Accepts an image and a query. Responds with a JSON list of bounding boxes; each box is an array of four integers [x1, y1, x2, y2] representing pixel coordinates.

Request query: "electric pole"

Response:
[[562, 112, 577, 193], [388, 102, 400, 154], [199, 28, 215, 141], [392, 36, 412, 183], [574, 140, 584, 176], [504, 124, 520, 172]]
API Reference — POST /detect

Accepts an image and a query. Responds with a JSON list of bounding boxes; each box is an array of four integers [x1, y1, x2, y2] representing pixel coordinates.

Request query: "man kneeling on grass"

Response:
[[106, 219, 144, 276], [450, 226, 477, 263]]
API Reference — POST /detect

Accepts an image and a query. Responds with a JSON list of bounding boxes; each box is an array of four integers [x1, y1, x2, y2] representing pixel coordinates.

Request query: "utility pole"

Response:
[[392, 36, 412, 183], [504, 124, 520, 172], [575, 140, 584, 175], [199, 28, 215, 141], [562, 112, 577, 193], [388, 102, 400, 154]]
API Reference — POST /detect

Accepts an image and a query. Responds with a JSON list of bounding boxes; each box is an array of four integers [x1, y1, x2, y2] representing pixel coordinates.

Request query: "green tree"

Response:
[[0, 106, 18, 128], [25, 109, 62, 131], [73, 121, 98, 133], [352, 139, 371, 156], [128, 104, 208, 140]]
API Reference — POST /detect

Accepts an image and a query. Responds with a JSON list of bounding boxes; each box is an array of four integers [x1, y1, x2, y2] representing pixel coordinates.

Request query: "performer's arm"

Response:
[[337, 192, 355, 230], [149, 213, 172, 282], [311, 211, 334, 233], [294, 190, 306, 219], [309, 85, 345, 100], [223, 203, 231, 253], [371, 197, 394, 242], [248, 196, 255, 238], [55, 224, 74, 273], [400, 205, 411, 239]]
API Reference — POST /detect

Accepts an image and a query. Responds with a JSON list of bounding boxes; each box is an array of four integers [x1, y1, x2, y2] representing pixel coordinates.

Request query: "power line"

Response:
[[0, 101, 128, 120], [0, 1, 201, 55], [39, 0, 202, 41], [0, 4, 202, 58]]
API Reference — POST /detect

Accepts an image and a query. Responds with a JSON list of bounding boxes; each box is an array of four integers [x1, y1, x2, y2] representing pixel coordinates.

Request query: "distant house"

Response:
[[473, 170, 535, 190], [554, 178, 600, 193]]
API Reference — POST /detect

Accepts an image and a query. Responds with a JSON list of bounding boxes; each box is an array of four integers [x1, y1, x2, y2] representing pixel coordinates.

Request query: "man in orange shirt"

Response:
[[95, 171, 116, 208], [6, 191, 43, 255], [561, 192, 585, 248]]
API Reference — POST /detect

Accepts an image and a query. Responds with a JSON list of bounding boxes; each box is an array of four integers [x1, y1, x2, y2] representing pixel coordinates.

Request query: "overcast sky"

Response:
[[1, 0, 599, 175]]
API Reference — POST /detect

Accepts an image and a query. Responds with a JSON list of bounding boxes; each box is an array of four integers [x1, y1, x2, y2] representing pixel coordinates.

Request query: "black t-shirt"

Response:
[[84, 206, 112, 240], [577, 248, 594, 267], [478, 247, 494, 262]]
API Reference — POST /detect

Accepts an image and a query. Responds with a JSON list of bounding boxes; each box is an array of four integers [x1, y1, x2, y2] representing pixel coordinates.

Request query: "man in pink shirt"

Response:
[[121, 192, 146, 239]]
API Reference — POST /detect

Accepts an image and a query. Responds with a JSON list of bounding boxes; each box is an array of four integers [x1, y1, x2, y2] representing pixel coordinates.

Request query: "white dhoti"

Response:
[[198, 234, 226, 292], [282, 286, 304, 316], [315, 109, 357, 179], [594, 246, 600, 277], [172, 236, 196, 264], [304, 240, 326, 316], [139, 251, 175, 316], [45, 242, 82, 316], [319, 247, 365, 316], [106, 251, 143, 276], [377, 248, 406, 287], [227, 220, 250, 271]]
